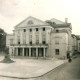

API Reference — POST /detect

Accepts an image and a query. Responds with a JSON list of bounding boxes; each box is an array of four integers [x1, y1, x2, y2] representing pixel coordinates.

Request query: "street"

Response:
[[0, 54, 80, 80], [34, 54, 80, 80]]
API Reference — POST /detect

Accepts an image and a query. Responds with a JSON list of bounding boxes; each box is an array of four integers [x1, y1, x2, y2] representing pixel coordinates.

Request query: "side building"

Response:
[[6, 16, 72, 58]]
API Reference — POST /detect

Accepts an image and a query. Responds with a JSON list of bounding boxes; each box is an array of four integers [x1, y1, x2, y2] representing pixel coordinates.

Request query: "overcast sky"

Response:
[[0, 0, 80, 35]]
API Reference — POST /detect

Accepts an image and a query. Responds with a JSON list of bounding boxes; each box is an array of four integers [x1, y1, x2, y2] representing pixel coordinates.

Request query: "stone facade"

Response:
[[6, 16, 75, 58]]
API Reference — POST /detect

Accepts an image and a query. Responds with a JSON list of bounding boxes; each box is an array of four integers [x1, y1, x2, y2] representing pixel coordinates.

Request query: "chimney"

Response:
[[65, 18, 68, 23]]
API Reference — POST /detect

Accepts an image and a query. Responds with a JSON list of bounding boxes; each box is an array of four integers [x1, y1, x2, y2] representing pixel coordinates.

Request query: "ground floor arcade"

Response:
[[9, 46, 48, 57]]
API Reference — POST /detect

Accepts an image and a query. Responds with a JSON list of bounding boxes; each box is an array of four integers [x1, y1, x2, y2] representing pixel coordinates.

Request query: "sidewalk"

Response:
[[0, 57, 65, 79]]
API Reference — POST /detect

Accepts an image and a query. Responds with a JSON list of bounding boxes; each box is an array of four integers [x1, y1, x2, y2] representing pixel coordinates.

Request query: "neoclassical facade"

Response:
[[6, 16, 73, 58]]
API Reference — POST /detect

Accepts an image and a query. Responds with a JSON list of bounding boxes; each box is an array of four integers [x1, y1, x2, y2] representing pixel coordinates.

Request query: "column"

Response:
[[16, 48, 18, 56], [39, 28, 42, 44], [32, 28, 36, 44], [26, 29, 29, 44], [13, 47, 14, 57], [14, 30, 18, 44], [29, 48, 31, 57], [22, 48, 24, 56], [43, 48, 45, 57], [46, 28, 49, 44], [20, 29, 23, 44], [9, 47, 12, 57], [36, 48, 38, 57]]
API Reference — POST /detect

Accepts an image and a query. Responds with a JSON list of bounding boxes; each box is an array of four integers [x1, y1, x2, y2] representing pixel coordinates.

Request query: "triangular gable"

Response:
[[15, 16, 49, 28], [50, 18, 64, 24]]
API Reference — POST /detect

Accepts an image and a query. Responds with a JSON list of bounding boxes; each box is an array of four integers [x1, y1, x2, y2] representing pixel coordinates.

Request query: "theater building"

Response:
[[6, 16, 72, 58]]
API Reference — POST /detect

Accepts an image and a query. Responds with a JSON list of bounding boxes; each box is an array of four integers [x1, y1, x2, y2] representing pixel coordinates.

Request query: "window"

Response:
[[29, 35, 32, 43], [43, 28, 45, 31], [36, 28, 38, 31], [55, 40, 59, 45], [23, 34, 26, 44], [55, 49, 59, 55], [42, 41, 46, 44], [30, 41, 32, 45], [30, 29, 32, 32], [18, 42, 20, 44], [24, 29, 26, 32], [36, 35, 39, 44], [56, 30, 59, 32], [17, 36, 20, 44], [10, 39, 13, 45]]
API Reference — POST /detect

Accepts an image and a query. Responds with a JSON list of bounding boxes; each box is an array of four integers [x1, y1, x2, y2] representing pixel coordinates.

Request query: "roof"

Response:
[[50, 18, 65, 24]]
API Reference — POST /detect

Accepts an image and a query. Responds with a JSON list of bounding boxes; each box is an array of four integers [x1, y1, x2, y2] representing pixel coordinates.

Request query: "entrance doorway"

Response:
[[31, 48, 36, 57], [38, 48, 43, 57]]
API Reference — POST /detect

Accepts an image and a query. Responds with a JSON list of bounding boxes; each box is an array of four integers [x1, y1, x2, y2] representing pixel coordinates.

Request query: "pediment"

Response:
[[15, 16, 49, 28]]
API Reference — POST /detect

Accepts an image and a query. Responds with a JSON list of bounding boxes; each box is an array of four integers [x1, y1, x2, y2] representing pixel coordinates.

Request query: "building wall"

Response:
[[13, 27, 51, 45], [6, 35, 14, 47], [50, 32, 68, 58], [77, 40, 80, 52]]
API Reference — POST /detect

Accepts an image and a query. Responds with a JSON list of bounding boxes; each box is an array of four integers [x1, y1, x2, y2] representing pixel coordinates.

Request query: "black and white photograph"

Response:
[[0, 0, 80, 80]]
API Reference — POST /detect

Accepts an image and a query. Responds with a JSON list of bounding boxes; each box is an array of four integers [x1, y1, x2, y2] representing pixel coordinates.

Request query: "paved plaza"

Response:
[[0, 56, 64, 79]]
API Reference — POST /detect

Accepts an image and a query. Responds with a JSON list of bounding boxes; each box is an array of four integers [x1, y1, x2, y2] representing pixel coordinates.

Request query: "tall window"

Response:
[[10, 39, 13, 45], [29, 35, 32, 44], [23, 33, 26, 44], [36, 35, 39, 44], [55, 49, 59, 55], [55, 40, 59, 45], [42, 34, 46, 44], [17, 36, 20, 44]]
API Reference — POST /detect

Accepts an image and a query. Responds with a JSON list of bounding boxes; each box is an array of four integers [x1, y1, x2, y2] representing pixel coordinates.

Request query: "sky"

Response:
[[0, 0, 80, 35]]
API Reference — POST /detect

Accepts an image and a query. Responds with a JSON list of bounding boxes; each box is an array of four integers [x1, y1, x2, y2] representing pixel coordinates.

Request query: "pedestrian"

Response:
[[68, 57, 72, 63], [67, 51, 70, 59]]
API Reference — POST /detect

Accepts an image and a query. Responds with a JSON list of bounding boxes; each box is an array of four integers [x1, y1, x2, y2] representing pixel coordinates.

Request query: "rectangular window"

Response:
[[56, 30, 59, 32], [10, 39, 13, 45], [79, 43, 80, 46], [36, 28, 38, 31], [24, 29, 26, 32], [23, 34, 26, 44], [30, 29, 32, 32], [29, 35, 32, 43], [36, 35, 39, 44], [30, 41, 32, 45], [55, 49, 59, 55], [42, 41, 46, 44], [17, 36, 20, 44], [43, 28, 45, 31], [55, 40, 59, 45], [18, 42, 20, 44]]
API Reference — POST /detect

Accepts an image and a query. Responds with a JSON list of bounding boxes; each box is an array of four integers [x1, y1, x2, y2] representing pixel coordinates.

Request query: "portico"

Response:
[[11, 46, 47, 58]]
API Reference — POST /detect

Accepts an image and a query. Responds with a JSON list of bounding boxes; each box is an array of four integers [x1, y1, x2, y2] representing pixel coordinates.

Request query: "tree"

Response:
[[0, 28, 6, 51]]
